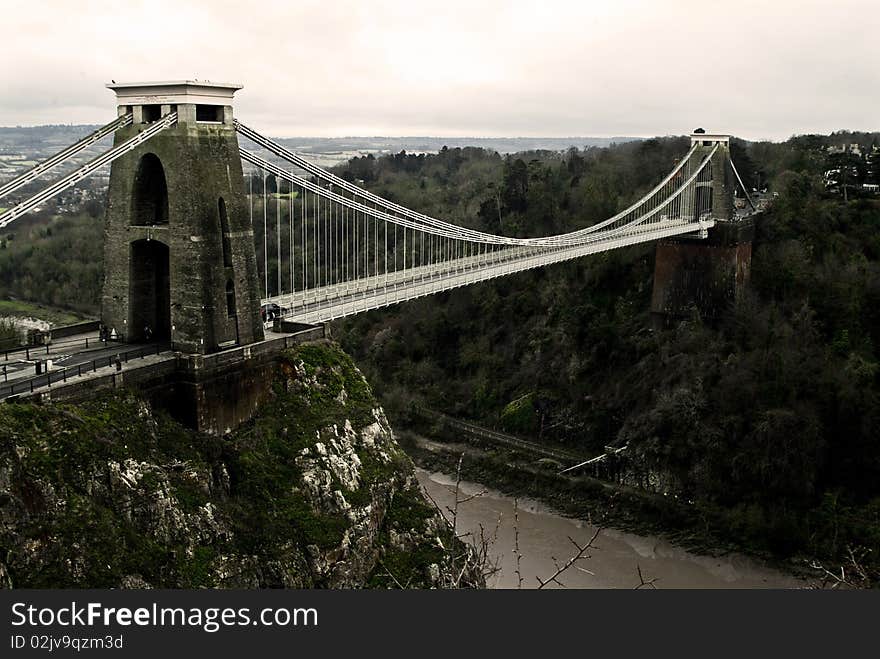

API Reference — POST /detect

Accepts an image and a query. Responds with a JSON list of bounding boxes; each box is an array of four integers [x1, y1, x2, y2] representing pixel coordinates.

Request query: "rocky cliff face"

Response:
[[0, 341, 482, 588]]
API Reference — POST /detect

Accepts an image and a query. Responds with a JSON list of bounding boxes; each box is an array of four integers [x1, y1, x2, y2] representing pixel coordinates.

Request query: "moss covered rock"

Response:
[[0, 340, 483, 589]]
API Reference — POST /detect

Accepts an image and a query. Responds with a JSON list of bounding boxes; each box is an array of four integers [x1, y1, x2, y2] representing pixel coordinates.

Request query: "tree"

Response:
[[501, 158, 528, 213]]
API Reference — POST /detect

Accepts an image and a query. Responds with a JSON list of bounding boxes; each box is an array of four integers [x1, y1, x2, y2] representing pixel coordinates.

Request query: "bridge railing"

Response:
[[1, 334, 108, 362]]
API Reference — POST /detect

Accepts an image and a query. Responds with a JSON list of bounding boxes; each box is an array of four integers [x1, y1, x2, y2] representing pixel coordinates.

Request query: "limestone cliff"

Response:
[[0, 341, 482, 588]]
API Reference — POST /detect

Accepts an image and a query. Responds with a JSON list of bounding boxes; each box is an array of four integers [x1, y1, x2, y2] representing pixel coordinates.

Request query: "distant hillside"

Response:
[[0, 125, 104, 153], [0, 124, 641, 159], [273, 135, 642, 155]]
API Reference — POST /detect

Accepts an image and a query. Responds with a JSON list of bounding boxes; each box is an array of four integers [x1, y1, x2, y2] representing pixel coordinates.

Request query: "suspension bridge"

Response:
[[0, 82, 756, 346], [0, 81, 748, 433]]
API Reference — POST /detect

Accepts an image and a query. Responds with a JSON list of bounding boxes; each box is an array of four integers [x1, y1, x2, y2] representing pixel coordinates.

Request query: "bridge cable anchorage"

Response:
[[0, 113, 133, 200], [241, 141, 718, 325], [728, 156, 757, 212], [0, 113, 178, 230], [235, 120, 709, 247]]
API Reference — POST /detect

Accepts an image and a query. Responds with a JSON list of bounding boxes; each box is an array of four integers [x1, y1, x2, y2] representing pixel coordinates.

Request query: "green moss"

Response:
[[367, 485, 445, 588], [221, 424, 351, 553], [276, 342, 375, 427], [24, 492, 169, 589], [500, 392, 537, 434], [170, 478, 208, 512], [386, 485, 438, 532], [178, 546, 217, 587]]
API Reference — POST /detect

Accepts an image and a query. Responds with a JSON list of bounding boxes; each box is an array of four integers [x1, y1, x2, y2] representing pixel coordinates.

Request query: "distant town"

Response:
[[823, 141, 880, 196]]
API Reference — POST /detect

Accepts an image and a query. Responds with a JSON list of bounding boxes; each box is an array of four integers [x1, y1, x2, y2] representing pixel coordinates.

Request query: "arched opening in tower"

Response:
[[129, 239, 171, 342], [131, 153, 169, 226]]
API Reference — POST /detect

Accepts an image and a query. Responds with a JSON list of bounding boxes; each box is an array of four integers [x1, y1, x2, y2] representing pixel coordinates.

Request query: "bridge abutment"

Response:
[[24, 326, 328, 434], [651, 219, 753, 323], [152, 348, 279, 435]]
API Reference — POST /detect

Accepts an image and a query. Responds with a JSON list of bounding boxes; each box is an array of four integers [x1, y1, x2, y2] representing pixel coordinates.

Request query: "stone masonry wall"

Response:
[[102, 111, 264, 354], [651, 221, 753, 321]]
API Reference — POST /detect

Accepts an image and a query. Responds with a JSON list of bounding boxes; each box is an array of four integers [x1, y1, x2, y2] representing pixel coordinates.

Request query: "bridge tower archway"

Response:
[[129, 239, 171, 341], [131, 153, 169, 226]]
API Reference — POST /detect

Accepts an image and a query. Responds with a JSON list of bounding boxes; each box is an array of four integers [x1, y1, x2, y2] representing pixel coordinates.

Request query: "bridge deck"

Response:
[[265, 219, 711, 324]]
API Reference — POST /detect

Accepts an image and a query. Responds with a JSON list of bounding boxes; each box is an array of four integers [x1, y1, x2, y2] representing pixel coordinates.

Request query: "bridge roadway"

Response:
[[265, 217, 713, 324], [0, 333, 172, 399], [0, 324, 305, 401], [2, 330, 126, 379]]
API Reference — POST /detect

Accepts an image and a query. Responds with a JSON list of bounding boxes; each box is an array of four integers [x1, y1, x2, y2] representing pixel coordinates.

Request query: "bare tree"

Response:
[[536, 527, 602, 589], [634, 564, 659, 589], [447, 455, 488, 577], [377, 559, 410, 589], [421, 453, 500, 588], [532, 495, 622, 589], [809, 546, 873, 589], [512, 498, 524, 589]]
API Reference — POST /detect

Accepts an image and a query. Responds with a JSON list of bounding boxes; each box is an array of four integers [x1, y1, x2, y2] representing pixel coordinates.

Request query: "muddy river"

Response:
[[416, 469, 810, 589]]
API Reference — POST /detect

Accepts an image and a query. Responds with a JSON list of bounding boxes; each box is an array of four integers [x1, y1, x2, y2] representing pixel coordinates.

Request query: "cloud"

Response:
[[1, 0, 877, 140]]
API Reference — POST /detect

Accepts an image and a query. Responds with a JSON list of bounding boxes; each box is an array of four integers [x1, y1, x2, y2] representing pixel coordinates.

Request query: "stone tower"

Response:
[[101, 81, 264, 354], [694, 131, 734, 223], [651, 131, 753, 322]]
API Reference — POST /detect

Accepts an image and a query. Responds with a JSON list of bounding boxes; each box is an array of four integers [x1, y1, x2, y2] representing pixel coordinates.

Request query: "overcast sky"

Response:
[[2, 0, 877, 141]]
